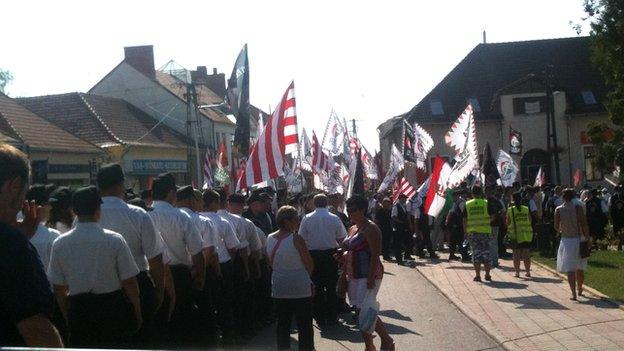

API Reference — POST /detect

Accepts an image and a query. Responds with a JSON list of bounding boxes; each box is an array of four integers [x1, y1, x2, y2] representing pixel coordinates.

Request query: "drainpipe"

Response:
[[565, 115, 573, 186]]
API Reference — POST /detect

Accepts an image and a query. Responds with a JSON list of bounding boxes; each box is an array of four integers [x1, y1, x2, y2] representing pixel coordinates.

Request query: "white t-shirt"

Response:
[[298, 208, 347, 250], [99, 196, 165, 271], [149, 201, 204, 267], [200, 211, 241, 263], [179, 207, 216, 249], [30, 223, 61, 272], [48, 222, 139, 295]]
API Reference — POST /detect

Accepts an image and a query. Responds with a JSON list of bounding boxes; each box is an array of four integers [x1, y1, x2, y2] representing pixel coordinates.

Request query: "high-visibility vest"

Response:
[[465, 198, 490, 234], [507, 206, 533, 243]]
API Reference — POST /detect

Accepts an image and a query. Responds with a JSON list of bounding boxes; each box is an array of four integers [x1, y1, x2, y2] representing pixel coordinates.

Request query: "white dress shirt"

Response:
[[149, 201, 204, 267], [299, 207, 347, 250], [99, 196, 165, 271], [200, 211, 240, 263], [30, 223, 61, 272], [179, 207, 216, 249], [48, 222, 139, 295], [218, 210, 263, 253]]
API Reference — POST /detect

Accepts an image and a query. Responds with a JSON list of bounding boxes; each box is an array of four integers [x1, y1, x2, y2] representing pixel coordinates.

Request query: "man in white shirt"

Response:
[[48, 186, 141, 348], [148, 174, 205, 342], [298, 194, 347, 326], [201, 189, 240, 339], [26, 185, 61, 273], [96, 164, 166, 335]]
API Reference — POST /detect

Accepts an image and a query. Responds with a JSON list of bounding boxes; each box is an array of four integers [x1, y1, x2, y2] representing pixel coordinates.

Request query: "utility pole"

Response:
[[545, 65, 561, 184], [185, 83, 206, 186], [350, 119, 358, 139]]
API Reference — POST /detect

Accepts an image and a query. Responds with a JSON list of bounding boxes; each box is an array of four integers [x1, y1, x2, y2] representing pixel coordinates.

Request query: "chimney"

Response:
[[191, 66, 209, 84], [124, 45, 155, 80], [483, 30, 487, 44], [194, 67, 227, 99]]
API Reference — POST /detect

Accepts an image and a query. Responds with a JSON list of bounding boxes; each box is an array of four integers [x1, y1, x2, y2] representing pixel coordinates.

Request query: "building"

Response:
[[0, 92, 102, 185], [18, 93, 190, 189], [378, 36, 611, 186]]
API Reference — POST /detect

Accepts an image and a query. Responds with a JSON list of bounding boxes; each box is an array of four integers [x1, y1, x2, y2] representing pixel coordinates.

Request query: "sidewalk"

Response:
[[414, 254, 624, 350]]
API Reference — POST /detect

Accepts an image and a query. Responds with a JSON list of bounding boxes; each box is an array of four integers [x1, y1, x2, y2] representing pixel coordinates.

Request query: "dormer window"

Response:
[[467, 98, 481, 112], [581, 90, 597, 105], [430, 100, 444, 115]]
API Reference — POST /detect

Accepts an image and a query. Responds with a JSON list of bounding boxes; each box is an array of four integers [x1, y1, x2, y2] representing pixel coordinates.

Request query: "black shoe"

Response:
[[485, 275, 492, 282], [473, 276, 482, 282]]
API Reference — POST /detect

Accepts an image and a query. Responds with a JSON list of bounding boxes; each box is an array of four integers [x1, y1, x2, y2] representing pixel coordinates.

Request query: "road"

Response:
[[248, 261, 503, 350]]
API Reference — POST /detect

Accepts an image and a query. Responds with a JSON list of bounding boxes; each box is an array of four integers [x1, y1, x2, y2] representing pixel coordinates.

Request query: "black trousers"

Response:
[[67, 290, 135, 348], [449, 229, 468, 258], [169, 265, 199, 343], [274, 297, 314, 351], [381, 227, 393, 259], [254, 258, 274, 324], [416, 228, 435, 257], [133, 271, 159, 346], [498, 224, 507, 256], [309, 249, 338, 323], [392, 229, 407, 262], [217, 260, 236, 334], [232, 255, 255, 333]]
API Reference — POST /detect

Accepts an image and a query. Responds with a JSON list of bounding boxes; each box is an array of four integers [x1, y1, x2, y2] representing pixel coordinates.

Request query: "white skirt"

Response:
[[348, 278, 381, 308], [557, 237, 588, 272]]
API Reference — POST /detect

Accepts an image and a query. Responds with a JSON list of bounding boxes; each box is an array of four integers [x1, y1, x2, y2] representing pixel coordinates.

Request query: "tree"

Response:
[[0, 69, 13, 93], [582, 0, 624, 178]]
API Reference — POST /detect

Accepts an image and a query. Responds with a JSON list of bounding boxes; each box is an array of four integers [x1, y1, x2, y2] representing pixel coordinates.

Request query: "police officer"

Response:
[[507, 192, 534, 277], [391, 194, 411, 264], [463, 185, 494, 282], [96, 164, 166, 344], [148, 174, 206, 343], [48, 186, 141, 348], [609, 184, 624, 250]]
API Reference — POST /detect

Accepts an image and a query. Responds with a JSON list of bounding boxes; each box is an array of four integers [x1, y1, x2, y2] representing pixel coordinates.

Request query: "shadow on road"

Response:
[[578, 296, 620, 309], [379, 309, 413, 322], [495, 295, 569, 310], [486, 280, 528, 289], [524, 276, 562, 284]]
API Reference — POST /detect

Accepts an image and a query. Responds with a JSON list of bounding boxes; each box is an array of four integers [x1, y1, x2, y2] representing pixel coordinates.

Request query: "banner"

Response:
[[496, 149, 519, 187], [413, 122, 434, 170], [378, 145, 404, 193], [446, 105, 478, 188], [534, 166, 545, 187], [481, 143, 500, 187], [509, 126, 522, 155], [228, 44, 251, 156], [425, 156, 453, 218]]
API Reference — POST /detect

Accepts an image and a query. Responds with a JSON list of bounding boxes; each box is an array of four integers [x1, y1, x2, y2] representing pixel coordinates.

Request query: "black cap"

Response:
[[176, 185, 195, 201], [247, 192, 264, 204], [152, 173, 177, 199], [72, 186, 102, 216], [48, 187, 73, 207], [97, 163, 125, 189], [228, 193, 246, 204], [26, 184, 49, 205]]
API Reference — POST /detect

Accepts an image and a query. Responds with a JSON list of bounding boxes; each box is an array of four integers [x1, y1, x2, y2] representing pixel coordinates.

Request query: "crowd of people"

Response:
[[3, 139, 624, 350]]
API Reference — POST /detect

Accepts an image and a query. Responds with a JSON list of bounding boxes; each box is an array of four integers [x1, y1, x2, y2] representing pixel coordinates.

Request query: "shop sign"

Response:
[[131, 160, 187, 175]]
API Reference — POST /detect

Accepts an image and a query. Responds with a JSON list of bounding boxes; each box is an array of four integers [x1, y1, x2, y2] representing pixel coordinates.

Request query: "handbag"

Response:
[[576, 205, 591, 259]]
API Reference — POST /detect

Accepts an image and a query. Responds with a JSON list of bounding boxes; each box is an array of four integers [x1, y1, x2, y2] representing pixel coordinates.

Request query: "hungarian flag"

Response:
[[227, 44, 251, 156], [214, 138, 230, 185], [481, 143, 500, 187], [424, 156, 452, 218]]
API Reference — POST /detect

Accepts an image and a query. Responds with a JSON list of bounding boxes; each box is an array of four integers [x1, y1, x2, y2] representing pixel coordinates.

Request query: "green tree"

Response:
[[0, 69, 13, 93], [582, 0, 624, 178]]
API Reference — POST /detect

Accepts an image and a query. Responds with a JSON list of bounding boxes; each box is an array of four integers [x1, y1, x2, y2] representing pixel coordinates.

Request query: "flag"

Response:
[[361, 145, 378, 180], [509, 126, 522, 155], [202, 148, 213, 189], [227, 44, 251, 156], [378, 145, 404, 193], [321, 110, 346, 156], [424, 156, 453, 218], [534, 166, 545, 187], [237, 82, 298, 190], [392, 177, 416, 203], [410, 175, 431, 209], [573, 169, 583, 187], [446, 105, 478, 188], [481, 143, 500, 187], [412, 122, 434, 170], [312, 131, 335, 174], [214, 137, 230, 185], [445, 104, 475, 158], [403, 120, 416, 162], [497, 150, 519, 187], [351, 146, 365, 196]]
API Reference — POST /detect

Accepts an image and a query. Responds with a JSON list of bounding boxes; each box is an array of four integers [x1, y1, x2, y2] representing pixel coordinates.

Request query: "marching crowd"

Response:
[[3, 140, 624, 350]]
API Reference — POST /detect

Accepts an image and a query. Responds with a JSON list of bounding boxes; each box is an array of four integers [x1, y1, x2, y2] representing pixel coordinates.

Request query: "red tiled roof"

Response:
[[0, 93, 100, 153], [18, 93, 190, 149], [155, 71, 234, 126]]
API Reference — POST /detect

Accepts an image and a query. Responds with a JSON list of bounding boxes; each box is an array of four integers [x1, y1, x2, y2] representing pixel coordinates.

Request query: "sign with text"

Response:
[[131, 160, 187, 175]]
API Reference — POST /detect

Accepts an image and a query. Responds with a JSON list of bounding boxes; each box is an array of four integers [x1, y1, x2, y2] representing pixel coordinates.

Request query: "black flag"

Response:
[[352, 147, 365, 196], [481, 143, 501, 187], [403, 119, 416, 162], [227, 44, 251, 156]]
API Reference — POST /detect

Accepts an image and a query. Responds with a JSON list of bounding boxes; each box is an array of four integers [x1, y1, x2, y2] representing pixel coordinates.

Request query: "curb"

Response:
[[531, 259, 624, 311], [411, 264, 516, 351]]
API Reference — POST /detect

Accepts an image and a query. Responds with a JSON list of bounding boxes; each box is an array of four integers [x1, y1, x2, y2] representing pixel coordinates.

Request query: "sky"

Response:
[[1, 0, 590, 153]]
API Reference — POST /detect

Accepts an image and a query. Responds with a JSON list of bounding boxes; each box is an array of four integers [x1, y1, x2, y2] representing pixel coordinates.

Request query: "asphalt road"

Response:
[[248, 260, 503, 350]]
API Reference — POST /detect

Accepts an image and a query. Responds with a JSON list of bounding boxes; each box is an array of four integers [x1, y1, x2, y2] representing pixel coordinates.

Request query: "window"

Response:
[[467, 98, 481, 112], [581, 90, 597, 105], [512, 96, 547, 115], [430, 100, 444, 115], [584, 146, 603, 181]]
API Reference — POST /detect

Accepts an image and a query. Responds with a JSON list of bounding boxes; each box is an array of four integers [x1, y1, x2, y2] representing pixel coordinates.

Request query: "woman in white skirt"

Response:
[[554, 189, 589, 300]]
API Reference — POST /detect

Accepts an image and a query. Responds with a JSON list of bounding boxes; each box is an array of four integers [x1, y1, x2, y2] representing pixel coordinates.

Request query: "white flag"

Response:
[[425, 158, 453, 218], [534, 166, 545, 187], [497, 150, 519, 187], [378, 145, 404, 193], [446, 105, 479, 188], [413, 122, 434, 170]]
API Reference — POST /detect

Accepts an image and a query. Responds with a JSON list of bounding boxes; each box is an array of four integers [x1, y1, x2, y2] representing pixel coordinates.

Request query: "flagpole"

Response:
[[292, 84, 305, 195], [320, 109, 334, 153]]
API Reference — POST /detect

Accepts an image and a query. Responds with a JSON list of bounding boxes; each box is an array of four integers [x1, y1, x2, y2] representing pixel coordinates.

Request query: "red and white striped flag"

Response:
[[425, 156, 453, 218], [393, 177, 416, 203], [202, 148, 213, 189], [312, 131, 334, 174], [237, 82, 299, 190], [534, 166, 545, 187]]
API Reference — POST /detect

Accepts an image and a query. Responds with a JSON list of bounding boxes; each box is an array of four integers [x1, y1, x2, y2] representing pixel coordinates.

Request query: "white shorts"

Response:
[[347, 278, 382, 308]]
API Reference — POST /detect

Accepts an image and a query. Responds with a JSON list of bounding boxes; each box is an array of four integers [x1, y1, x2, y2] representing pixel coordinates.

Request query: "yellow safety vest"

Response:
[[507, 206, 533, 243], [465, 198, 490, 234]]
